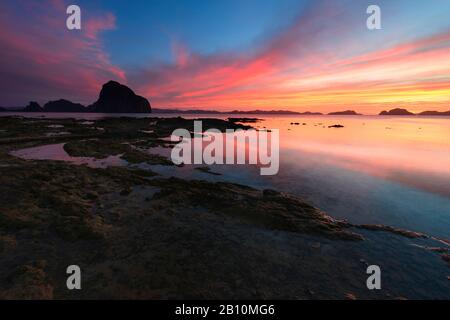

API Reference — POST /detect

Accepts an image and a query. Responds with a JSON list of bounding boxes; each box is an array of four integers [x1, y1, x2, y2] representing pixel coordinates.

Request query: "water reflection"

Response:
[[6, 113, 450, 238], [10, 143, 126, 168]]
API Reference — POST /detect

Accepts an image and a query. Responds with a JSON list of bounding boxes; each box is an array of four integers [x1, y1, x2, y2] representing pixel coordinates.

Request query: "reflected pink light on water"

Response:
[[10, 143, 126, 168], [259, 115, 450, 197]]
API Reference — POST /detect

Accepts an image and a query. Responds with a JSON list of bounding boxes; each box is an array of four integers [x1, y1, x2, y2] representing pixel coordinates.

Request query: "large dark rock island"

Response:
[[89, 80, 152, 113]]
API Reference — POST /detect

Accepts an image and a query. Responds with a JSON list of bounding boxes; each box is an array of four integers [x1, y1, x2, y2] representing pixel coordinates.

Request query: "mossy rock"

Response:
[[52, 215, 107, 242], [1, 261, 53, 299]]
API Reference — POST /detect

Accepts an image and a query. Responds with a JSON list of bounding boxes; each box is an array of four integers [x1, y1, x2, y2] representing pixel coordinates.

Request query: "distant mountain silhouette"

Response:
[[152, 108, 220, 114], [152, 108, 322, 115], [418, 110, 450, 116], [89, 81, 151, 113], [328, 110, 360, 115], [23, 101, 43, 112], [43, 99, 86, 112], [229, 109, 318, 115], [379, 108, 414, 115], [6, 81, 448, 116], [297, 111, 323, 115]]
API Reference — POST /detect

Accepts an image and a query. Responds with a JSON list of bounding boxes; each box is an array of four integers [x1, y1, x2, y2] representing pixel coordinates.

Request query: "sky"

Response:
[[1, 0, 450, 113]]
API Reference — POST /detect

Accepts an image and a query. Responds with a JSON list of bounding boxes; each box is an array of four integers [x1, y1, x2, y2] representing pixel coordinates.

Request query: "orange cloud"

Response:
[[131, 3, 450, 114]]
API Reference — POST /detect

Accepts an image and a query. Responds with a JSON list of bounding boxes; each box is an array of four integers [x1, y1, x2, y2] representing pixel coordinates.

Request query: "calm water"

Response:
[[220, 115, 450, 239], [4, 112, 450, 298], [156, 113, 450, 239], [4, 112, 450, 238]]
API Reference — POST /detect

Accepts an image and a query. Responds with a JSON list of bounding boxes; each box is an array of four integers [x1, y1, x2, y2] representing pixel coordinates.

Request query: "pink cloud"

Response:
[[2, 0, 449, 113], [0, 0, 125, 106], [128, 1, 351, 108], [129, 2, 450, 113]]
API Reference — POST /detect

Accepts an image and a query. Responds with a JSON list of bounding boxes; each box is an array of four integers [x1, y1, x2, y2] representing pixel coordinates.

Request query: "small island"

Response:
[[43, 99, 86, 113], [328, 110, 361, 116], [379, 108, 450, 116], [152, 108, 323, 115], [379, 108, 414, 116], [418, 110, 450, 116]]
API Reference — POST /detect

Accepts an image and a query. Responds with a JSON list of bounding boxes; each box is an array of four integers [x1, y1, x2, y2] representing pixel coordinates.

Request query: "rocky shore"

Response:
[[0, 116, 448, 299]]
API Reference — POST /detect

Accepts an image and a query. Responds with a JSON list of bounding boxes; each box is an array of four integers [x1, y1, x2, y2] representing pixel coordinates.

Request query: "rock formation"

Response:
[[43, 99, 86, 112], [328, 110, 360, 115], [379, 108, 414, 116], [23, 101, 43, 112], [89, 81, 151, 113]]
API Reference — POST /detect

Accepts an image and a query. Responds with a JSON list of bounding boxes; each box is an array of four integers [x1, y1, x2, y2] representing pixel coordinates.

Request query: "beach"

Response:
[[0, 113, 448, 299]]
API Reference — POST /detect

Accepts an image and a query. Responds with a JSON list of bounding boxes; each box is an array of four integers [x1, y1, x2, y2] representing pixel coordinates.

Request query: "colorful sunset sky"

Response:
[[1, 0, 450, 113]]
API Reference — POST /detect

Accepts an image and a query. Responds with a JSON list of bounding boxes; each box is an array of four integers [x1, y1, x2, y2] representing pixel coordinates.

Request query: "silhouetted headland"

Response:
[[152, 108, 323, 115], [379, 108, 415, 116], [380, 108, 450, 116], [418, 110, 450, 116], [88, 80, 151, 113], [328, 110, 361, 115], [23, 101, 43, 112], [44, 99, 86, 113]]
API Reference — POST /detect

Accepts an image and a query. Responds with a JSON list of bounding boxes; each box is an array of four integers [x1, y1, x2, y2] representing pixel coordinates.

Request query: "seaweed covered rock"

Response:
[[151, 177, 364, 241]]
